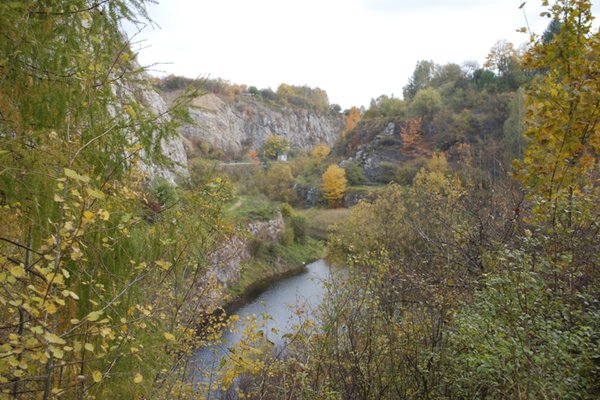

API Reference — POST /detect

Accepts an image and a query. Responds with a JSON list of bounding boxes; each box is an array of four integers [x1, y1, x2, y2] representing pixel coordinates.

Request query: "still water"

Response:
[[190, 259, 331, 385]]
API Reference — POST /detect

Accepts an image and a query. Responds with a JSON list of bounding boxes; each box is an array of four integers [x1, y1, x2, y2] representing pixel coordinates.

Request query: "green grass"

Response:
[[297, 207, 351, 240], [226, 195, 278, 222]]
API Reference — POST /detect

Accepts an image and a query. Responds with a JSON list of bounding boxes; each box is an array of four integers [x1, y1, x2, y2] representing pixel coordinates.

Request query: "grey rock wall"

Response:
[[136, 85, 189, 184], [180, 94, 343, 157]]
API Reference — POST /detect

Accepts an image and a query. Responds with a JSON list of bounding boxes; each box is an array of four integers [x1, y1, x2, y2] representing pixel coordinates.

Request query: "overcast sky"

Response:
[[125, 0, 598, 109]]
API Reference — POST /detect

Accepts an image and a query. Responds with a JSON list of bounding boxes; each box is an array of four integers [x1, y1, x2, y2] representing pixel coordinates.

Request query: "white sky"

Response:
[[125, 0, 598, 109]]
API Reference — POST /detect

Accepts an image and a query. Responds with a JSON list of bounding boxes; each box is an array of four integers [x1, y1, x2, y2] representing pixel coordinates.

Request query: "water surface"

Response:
[[190, 259, 330, 384]]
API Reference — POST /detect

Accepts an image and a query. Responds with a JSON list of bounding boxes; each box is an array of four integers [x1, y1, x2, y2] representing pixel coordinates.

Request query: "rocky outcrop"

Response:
[[294, 184, 323, 208], [178, 93, 343, 158], [135, 85, 189, 184], [200, 212, 285, 308]]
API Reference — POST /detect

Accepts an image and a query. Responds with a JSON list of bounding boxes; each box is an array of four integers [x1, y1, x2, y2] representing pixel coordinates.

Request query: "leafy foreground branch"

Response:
[[0, 1, 238, 399]]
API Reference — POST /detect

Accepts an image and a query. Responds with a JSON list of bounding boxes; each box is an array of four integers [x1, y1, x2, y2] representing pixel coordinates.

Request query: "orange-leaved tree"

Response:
[[343, 106, 361, 135], [400, 117, 422, 150]]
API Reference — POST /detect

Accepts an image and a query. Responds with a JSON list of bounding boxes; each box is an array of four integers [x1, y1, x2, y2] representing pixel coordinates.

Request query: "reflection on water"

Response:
[[190, 259, 331, 387]]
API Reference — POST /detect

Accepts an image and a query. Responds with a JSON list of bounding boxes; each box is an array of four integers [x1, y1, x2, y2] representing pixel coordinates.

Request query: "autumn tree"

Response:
[[276, 84, 330, 112], [310, 143, 331, 161], [260, 134, 289, 160], [363, 95, 406, 119], [485, 40, 526, 90], [321, 165, 347, 207], [516, 0, 599, 232], [343, 106, 361, 134], [400, 117, 422, 150]]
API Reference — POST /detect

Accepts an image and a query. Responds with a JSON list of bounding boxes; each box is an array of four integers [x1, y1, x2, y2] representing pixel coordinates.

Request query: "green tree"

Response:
[[263, 163, 295, 202], [403, 60, 435, 100], [503, 88, 526, 163], [411, 87, 442, 125]]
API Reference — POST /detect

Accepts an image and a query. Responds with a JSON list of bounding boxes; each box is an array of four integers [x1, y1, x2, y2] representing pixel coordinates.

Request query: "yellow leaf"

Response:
[[50, 346, 64, 359], [70, 248, 83, 261], [30, 325, 43, 334], [97, 209, 110, 221], [92, 370, 102, 383], [163, 332, 175, 341], [53, 193, 65, 203], [46, 303, 57, 314], [134, 373, 143, 384], [82, 210, 96, 223], [86, 188, 105, 199], [86, 311, 102, 322], [44, 333, 66, 345], [64, 168, 79, 180], [84, 343, 94, 352], [9, 265, 25, 278], [64, 168, 90, 183], [156, 260, 172, 271]]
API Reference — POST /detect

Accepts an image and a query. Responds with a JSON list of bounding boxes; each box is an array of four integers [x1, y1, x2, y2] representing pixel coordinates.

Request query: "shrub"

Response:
[[280, 225, 295, 246], [395, 158, 428, 185], [151, 178, 178, 208], [263, 163, 295, 202], [280, 203, 293, 218], [374, 161, 397, 183], [344, 161, 366, 186], [290, 215, 308, 244]]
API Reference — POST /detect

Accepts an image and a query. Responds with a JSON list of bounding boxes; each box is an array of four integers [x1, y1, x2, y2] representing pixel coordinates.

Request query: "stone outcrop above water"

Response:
[[200, 212, 286, 308]]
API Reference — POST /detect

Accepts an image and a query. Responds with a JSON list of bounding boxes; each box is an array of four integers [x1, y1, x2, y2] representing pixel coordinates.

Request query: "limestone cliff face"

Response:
[[136, 86, 189, 184], [178, 93, 344, 157]]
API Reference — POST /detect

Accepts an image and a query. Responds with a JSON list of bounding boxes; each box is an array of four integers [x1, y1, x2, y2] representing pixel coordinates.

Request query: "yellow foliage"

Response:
[[322, 164, 347, 207], [311, 143, 331, 161]]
